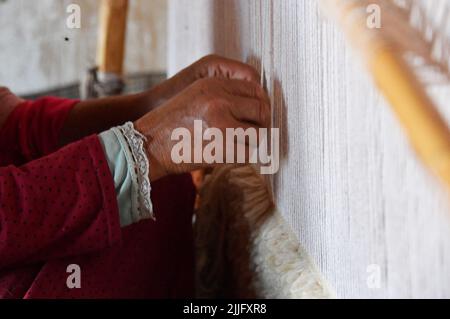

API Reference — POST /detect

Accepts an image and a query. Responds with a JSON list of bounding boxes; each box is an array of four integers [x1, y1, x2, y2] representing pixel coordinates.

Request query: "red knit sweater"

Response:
[[0, 97, 195, 299]]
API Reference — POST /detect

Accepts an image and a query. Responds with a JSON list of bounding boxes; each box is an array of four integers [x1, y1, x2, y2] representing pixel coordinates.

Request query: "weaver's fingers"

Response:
[[228, 96, 271, 128], [216, 58, 261, 83], [221, 79, 270, 103], [201, 55, 261, 83]]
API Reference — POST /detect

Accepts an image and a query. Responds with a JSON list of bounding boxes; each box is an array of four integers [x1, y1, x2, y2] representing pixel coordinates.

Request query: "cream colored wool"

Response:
[[195, 165, 334, 299]]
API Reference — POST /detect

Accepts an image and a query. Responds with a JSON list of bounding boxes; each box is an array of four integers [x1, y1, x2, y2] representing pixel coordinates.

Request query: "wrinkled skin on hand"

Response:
[[135, 70, 271, 182], [154, 55, 262, 105]]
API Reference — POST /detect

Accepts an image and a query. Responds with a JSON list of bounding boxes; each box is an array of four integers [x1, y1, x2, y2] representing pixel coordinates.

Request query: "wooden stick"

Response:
[[97, 0, 129, 76], [322, 0, 450, 190], [370, 49, 450, 189]]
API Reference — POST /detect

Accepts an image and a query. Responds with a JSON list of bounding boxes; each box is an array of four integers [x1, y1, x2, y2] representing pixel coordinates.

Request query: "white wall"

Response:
[[168, 0, 450, 298], [0, 0, 167, 95]]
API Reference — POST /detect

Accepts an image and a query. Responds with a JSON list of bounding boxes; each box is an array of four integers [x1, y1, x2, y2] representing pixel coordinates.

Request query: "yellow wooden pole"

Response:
[[370, 49, 450, 189], [97, 0, 129, 76], [323, 0, 450, 190]]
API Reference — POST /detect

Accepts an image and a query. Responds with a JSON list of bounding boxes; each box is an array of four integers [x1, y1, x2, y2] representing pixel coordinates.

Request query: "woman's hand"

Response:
[[148, 55, 261, 107], [59, 55, 261, 146], [134, 77, 270, 182]]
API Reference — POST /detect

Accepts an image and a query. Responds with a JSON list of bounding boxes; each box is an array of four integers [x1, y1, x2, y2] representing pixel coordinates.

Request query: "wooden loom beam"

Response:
[[97, 0, 129, 77]]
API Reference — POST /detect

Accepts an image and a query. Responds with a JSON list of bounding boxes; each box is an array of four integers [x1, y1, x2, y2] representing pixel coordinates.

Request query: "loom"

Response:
[[168, 0, 450, 298]]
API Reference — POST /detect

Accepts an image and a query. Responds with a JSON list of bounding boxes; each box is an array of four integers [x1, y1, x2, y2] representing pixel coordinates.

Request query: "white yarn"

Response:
[[168, 0, 450, 299], [250, 211, 335, 299]]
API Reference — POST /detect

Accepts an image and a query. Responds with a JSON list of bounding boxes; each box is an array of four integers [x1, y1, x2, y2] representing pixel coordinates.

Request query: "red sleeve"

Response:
[[0, 135, 122, 271], [0, 97, 78, 165]]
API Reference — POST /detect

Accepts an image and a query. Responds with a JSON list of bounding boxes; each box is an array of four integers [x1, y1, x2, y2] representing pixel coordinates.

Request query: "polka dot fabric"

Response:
[[0, 135, 123, 270], [0, 97, 196, 298], [0, 97, 78, 166]]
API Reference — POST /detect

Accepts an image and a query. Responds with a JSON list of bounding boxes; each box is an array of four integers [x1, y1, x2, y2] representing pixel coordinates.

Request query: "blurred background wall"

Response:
[[0, 0, 167, 95]]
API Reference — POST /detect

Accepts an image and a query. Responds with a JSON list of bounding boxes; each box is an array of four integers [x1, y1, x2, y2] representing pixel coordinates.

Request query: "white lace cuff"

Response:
[[114, 122, 154, 221]]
